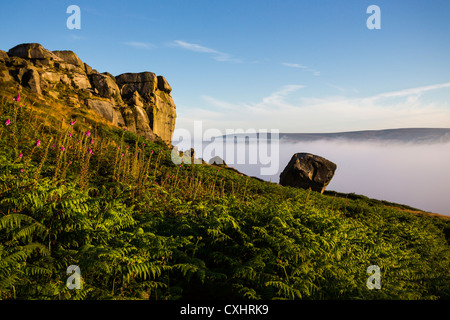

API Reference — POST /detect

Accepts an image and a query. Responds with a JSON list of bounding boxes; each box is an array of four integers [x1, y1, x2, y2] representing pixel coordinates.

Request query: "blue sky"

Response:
[[1, 0, 450, 133]]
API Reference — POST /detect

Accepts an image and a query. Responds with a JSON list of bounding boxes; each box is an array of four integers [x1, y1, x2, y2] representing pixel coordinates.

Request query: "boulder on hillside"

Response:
[[279, 153, 337, 194], [8, 43, 62, 61], [208, 156, 227, 166]]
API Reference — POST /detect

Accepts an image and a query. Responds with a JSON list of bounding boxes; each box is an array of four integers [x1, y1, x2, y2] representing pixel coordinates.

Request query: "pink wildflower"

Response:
[[87, 148, 93, 154], [124, 128, 127, 131], [90, 139, 93, 144], [20, 169, 23, 173], [5, 119, 10, 126], [70, 121, 74, 126], [68, 133, 72, 137], [61, 146, 66, 152], [13, 94, 20, 102], [19, 153, 23, 158], [86, 130, 91, 137], [36, 140, 41, 147]]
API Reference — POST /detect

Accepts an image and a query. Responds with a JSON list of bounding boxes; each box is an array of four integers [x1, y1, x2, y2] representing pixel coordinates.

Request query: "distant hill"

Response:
[[223, 128, 450, 144], [279, 128, 450, 143]]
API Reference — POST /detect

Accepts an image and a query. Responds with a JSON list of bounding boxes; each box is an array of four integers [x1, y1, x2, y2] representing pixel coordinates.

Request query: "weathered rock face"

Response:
[[52, 50, 85, 69], [0, 43, 177, 145], [8, 43, 62, 61], [85, 99, 125, 127], [116, 72, 177, 144], [279, 153, 337, 194], [91, 73, 122, 102]]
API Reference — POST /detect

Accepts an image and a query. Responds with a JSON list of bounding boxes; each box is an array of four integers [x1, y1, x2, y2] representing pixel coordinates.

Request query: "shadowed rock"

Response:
[[280, 153, 337, 194]]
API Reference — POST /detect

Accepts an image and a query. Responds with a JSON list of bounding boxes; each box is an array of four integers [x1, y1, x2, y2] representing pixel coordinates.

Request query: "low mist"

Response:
[[174, 138, 450, 215]]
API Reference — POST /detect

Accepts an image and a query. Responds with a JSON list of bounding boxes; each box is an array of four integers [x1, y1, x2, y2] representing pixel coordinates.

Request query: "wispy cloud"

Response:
[[69, 35, 85, 41], [371, 82, 450, 99], [122, 41, 155, 50], [282, 62, 320, 76], [282, 63, 307, 69], [176, 82, 450, 133], [171, 40, 240, 63]]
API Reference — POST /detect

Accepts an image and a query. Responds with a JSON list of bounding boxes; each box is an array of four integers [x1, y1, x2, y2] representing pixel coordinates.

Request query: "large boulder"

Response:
[[279, 153, 337, 194], [8, 43, 61, 61]]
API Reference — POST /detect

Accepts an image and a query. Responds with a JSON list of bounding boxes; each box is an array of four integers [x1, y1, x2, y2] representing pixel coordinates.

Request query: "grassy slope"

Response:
[[0, 88, 449, 300]]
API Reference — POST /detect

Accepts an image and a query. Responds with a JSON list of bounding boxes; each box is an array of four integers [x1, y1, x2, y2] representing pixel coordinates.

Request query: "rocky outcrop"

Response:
[[279, 153, 337, 194], [8, 43, 62, 61], [116, 72, 177, 144], [0, 43, 177, 145]]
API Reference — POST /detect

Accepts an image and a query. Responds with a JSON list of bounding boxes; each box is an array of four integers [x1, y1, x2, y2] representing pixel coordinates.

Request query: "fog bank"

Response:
[[175, 138, 450, 215]]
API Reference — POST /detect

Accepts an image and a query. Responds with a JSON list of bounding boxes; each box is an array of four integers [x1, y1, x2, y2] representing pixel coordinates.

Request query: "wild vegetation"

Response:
[[0, 91, 449, 300]]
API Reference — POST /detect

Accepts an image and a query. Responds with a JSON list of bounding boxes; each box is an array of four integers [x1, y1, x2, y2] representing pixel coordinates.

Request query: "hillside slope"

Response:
[[0, 86, 449, 300]]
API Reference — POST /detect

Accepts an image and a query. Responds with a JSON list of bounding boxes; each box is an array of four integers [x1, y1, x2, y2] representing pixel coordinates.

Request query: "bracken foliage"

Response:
[[0, 92, 449, 300]]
